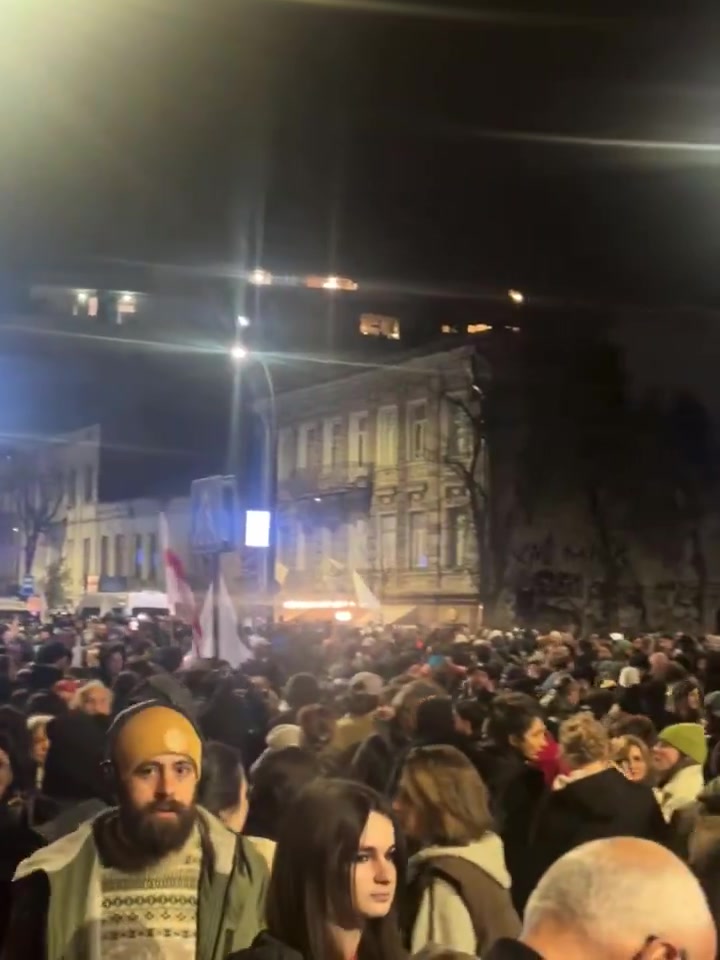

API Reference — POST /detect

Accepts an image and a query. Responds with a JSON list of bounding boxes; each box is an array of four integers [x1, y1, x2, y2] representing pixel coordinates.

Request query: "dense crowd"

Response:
[[0, 616, 719, 959]]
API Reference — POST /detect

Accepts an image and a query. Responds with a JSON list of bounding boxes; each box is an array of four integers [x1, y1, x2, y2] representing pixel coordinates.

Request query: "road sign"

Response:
[[20, 575, 35, 598], [190, 476, 238, 553]]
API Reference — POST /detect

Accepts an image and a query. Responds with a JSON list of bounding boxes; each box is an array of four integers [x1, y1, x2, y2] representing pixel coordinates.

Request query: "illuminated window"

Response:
[[359, 314, 401, 340]]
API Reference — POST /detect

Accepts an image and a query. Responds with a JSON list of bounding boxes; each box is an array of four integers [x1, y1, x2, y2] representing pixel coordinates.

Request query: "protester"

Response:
[[525, 714, 667, 896], [351, 679, 442, 795], [230, 779, 405, 960], [331, 673, 384, 755], [244, 746, 322, 866], [26, 714, 51, 790], [477, 693, 548, 913], [654, 722, 707, 822], [198, 740, 249, 833], [612, 734, 655, 786], [3, 701, 268, 958], [395, 744, 519, 955], [71, 679, 112, 716], [486, 837, 717, 960]]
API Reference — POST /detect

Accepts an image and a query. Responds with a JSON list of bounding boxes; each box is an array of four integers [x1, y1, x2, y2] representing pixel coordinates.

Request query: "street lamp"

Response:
[[248, 268, 273, 286], [508, 289, 525, 305], [230, 343, 248, 361], [237, 315, 251, 329]]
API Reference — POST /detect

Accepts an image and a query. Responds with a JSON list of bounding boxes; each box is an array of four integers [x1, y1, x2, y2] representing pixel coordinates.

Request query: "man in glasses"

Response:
[[487, 836, 715, 960]]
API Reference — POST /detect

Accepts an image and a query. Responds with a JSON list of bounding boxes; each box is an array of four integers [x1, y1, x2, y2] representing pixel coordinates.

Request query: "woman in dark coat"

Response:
[[476, 693, 549, 915], [525, 713, 668, 903]]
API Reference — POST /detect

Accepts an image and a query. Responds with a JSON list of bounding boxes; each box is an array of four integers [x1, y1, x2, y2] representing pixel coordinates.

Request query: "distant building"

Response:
[[267, 345, 481, 626]]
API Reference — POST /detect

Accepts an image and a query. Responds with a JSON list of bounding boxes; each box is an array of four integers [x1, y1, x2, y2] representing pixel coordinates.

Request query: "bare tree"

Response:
[[439, 344, 526, 625], [2, 451, 64, 577]]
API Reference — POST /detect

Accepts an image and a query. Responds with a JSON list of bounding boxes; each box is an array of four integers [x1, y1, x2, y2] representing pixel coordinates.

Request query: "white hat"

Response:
[[618, 666, 641, 688], [266, 724, 302, 750], [350, 672, 384, 697]]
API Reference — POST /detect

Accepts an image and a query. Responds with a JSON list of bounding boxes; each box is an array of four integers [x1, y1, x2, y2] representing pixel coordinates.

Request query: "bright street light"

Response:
[[249, 268, 273, 286], [230, 343, 248, 361], [508, 289, 524, 305], [237, 315, 251, 328]]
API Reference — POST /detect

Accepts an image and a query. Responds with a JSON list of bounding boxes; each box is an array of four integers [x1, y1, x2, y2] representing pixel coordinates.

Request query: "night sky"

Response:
[[3, 1, 720, 491], [5, 1, 720, 301]]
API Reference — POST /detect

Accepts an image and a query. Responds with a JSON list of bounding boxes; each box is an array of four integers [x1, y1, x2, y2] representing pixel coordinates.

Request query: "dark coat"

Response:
[[524, 767, 668, 901], [230, 933, 303, 960], [486, 940, 544, 960], [475, 745, 547, 916], [350, 723, 409, 796]]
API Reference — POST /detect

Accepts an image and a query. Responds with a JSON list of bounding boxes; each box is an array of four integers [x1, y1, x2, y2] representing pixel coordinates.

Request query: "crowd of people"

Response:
[[0, 614, 720, 959]]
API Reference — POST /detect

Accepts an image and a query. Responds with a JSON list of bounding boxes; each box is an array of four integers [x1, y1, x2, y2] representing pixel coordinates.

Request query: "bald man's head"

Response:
[[522, 838, 716, 960]]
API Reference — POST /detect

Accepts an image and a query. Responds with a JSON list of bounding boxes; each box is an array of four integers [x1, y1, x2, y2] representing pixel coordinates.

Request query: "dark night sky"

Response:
[[5, 1, 720, 303], [4, 0, 720, 494]]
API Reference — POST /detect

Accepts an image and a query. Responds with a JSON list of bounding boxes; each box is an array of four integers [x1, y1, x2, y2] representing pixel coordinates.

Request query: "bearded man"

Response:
[[2, 701, 267, 960]]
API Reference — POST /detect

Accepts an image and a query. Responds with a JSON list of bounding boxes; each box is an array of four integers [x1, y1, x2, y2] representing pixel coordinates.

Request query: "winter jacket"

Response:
[[658, 762, 704, 823], [1, 806, 268, 960], [229, 932, 302, 960], [406, 834, 520, 956], [524, 766, 668, 900], [350, 720, 410, 795], [475, 744, 547, 915], [670, 776, 720, 864], [331, 711, 376, 754]]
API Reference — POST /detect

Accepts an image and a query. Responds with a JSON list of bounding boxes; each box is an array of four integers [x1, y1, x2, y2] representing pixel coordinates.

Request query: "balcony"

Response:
[[278, 462, 373, 508]]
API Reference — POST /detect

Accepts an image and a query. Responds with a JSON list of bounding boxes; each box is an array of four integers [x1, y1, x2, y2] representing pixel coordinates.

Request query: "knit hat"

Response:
[[109, 702, 202, 780], [658, 722, 708, 765]]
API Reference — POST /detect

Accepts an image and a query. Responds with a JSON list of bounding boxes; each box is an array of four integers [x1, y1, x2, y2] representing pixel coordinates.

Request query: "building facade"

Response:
[[269, 346, 481, 625]]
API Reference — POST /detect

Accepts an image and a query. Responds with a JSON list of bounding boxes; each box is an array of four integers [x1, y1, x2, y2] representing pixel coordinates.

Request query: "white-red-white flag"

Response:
[[159, 513, 201, 655]]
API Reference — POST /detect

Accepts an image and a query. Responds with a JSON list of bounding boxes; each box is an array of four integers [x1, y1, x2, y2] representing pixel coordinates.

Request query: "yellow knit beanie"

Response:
[[111, 704, 202, 780]]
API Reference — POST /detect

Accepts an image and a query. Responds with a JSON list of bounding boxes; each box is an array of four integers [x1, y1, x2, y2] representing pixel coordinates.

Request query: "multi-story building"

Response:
[[269, 345, 481, 625], [0, 424, 193, 603]]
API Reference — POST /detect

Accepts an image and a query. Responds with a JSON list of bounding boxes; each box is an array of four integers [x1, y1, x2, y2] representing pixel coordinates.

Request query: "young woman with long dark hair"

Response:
[[230, 779, 407, 960]]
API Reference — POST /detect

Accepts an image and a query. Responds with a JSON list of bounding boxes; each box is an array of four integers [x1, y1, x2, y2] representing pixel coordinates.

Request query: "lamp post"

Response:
[[229, 344, 277, 614]]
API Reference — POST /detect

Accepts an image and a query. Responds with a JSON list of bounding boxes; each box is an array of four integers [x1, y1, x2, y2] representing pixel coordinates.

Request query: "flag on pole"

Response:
[[159, 513, 201, 654], [352, 570, 381, 611], [198, 574, 253, 667]]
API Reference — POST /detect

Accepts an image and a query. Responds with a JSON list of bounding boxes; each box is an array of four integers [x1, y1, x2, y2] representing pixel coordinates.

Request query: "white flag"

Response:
[[198, 575, 253, 667]]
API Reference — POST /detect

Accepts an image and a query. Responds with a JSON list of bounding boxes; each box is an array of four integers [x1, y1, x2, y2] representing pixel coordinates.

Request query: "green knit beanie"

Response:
[[658, 722, 707, 765]]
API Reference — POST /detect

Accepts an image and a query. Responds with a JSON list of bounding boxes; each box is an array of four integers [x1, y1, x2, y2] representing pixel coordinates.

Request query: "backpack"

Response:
[[407, 855, 517, 955]]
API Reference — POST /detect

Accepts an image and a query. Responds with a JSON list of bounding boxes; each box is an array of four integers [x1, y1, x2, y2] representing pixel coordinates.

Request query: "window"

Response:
[[358, 313, 401, 340], [323, 419, 343, 468], [408, 513, 428, 569], [114, 535, 125, 576], [408, 402, 427, 461], [67, 470, 77, 508], [376, 406, 398, 466], [349, 413, 369, 468], [100, 536, 109, 577], [348, 518, 369, 570], [378, 515, 397, 570], [134, 534, 143, 579], [297, 424, 319, 470], [84, 465, 95, 502], [446, 507, 469, 568], [447, 402, 471, 457], [82, 538, 91, 583], [148, 533, 158, 580], [278, 428, 295, 481]]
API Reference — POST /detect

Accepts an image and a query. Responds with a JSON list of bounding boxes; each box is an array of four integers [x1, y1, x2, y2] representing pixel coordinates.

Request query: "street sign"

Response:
[[190, 476, 238, 553], [20, 575, 35, 598]]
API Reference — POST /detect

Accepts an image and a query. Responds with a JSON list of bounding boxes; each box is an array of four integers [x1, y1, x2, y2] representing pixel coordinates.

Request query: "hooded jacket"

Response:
[[525, 766, 668, 899], [1, 806, 268, 960], [658, 761, 704, 823], [406, 833, 521, 956]]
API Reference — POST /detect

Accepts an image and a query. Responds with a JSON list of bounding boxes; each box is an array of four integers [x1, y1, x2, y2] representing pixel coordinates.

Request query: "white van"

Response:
[[76, 590, 170, 619]]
